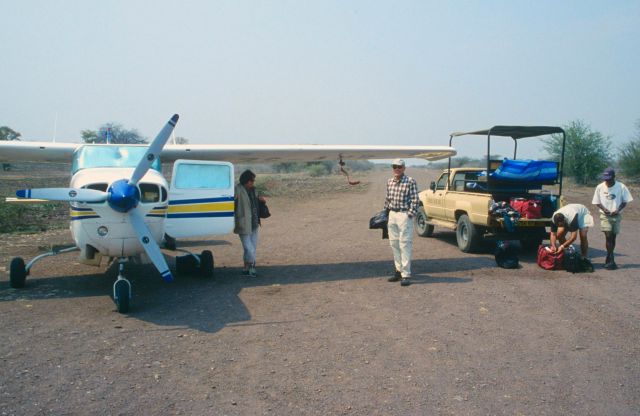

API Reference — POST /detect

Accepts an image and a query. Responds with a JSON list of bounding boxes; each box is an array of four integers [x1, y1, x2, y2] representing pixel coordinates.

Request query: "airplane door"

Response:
[[165, 160, 235, 238]]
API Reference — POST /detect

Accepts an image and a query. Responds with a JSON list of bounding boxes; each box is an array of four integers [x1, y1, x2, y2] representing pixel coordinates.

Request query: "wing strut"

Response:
[[338, 156, 361, 186]]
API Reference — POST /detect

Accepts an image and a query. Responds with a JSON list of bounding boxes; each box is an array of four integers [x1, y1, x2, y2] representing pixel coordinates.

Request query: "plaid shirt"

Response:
[[384, 174, 419, 217]]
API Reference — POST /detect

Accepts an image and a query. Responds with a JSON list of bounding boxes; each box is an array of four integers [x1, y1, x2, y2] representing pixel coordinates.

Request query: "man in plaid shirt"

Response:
[[384, 159, 419, 286]]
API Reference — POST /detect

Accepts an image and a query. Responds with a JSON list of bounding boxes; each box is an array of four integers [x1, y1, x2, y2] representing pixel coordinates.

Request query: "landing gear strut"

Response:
[[113, 259, 132, 314], [8, 246, 79, 289]]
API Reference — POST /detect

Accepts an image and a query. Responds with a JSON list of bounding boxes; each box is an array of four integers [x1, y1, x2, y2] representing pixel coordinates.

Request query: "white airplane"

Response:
[[0, 114, 455, 313]]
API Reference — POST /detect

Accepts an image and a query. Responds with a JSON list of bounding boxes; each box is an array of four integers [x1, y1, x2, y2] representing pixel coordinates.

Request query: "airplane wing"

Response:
[[160, 144, 455, 163], [0, 141, 455, 163], [0, 141, 80, 163]]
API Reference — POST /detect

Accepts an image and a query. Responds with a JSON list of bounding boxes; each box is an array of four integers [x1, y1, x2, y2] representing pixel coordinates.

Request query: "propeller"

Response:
[[16, 188, 109, 202], [129, 208, 174, 282], [129, 114, 179, 186]]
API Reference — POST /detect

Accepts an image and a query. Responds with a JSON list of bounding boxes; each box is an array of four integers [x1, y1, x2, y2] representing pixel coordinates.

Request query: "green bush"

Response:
[[0, 201, 65, 233], [0, 201, 26, 232], [618, 120, 640, 179], [306, 163, 331, 177], [544, 120, 612, 185]]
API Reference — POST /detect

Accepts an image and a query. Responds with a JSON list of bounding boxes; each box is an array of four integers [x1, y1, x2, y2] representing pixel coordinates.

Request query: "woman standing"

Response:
[[234, 170, 265, 277]]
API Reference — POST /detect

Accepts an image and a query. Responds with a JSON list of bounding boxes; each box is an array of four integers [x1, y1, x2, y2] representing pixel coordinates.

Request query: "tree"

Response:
[[0, 126, 21, 171], [543, 120, 613, 185], [173, 136, 189, 144], [81, 123, 147, 144], [618, 119, 640, 179], [0, 126, 21, 141]]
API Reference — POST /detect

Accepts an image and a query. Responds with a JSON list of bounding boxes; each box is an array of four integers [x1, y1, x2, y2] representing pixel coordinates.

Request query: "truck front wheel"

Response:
[[456, 214, 481, 253], [415, 207, 434, 237]]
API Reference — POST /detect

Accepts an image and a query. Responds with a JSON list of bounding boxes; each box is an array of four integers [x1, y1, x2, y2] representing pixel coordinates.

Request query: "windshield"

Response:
[[71, 145, 161, 174]]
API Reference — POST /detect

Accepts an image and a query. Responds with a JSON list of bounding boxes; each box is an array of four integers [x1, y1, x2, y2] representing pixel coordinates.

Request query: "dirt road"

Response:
[[1, 169, 639, 415]]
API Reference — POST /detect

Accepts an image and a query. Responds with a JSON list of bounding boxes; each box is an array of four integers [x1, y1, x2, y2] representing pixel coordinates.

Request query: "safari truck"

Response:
[[415, 126, 566, 252]]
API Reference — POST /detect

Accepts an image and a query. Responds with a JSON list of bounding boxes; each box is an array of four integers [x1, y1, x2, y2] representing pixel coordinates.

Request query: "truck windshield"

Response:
[[71, 145, 161, 174]]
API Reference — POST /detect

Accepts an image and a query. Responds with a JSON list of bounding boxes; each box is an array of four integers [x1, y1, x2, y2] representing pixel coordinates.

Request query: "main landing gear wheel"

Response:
[[114, 279, 131, 314], [9, 257, 27, 288], [200, 250, 214, 278]]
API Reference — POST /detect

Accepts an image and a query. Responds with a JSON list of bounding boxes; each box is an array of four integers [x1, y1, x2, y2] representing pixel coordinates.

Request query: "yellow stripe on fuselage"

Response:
[[168, 202, 234, 214], [70, 210, 97, 217]]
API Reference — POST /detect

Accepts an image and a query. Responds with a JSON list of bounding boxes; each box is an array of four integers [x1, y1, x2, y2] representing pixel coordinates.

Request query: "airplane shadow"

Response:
[[0, 257, 477, 333]]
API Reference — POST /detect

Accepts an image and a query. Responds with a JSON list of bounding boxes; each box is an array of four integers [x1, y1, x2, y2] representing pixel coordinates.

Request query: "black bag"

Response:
[[369, 210, 389, 239], [369, 210, 388, 229], [564, 248, 594, 273], [258, 199, 271, 219], [495, 240, 520, 269]]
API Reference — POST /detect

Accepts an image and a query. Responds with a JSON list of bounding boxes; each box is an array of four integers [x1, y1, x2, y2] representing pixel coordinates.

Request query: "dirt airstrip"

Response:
[[1, 168, 639, 415]]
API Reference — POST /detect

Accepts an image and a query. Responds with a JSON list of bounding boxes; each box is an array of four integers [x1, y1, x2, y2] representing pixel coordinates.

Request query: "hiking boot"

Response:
[[400, 278, 411, 286], [242, 269, 251, 276], [388, 270, 401, 282], [249, 264, 257, 277], [604, 262, 618, 270]]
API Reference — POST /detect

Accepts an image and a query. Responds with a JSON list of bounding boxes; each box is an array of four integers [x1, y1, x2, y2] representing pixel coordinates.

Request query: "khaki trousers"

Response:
[[388, 211, 414, 278]]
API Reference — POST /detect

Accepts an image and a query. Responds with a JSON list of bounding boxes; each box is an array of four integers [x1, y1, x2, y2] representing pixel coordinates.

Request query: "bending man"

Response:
[[549, 203, 594, 258]]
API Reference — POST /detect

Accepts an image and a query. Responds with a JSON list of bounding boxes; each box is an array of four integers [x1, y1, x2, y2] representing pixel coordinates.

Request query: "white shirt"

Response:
[[592, 181, 633, 213]]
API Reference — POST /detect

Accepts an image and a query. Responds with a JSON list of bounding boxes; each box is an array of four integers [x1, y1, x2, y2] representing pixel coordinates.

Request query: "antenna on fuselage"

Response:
[[52, 113, 58, 143]]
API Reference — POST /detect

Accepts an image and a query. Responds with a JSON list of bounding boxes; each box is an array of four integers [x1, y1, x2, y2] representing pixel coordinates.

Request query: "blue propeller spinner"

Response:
[[107, 179, 141, 213]]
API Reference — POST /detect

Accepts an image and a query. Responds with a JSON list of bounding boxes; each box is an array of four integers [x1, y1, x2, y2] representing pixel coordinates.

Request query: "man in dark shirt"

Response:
[[383, 159, 419, 286]]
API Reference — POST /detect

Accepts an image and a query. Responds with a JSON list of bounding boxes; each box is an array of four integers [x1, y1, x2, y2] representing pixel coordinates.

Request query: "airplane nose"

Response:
[[108, 179, 140, 213]]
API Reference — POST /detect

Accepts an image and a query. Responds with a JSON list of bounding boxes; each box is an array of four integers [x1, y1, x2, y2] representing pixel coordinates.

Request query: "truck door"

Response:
[[165, 160, 235, 238], [445, 171, 467, 220], [426, 173, 448, 219]]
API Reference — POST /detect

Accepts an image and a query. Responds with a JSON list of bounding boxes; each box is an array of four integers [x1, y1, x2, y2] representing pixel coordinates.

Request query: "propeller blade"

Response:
[[129, 208, 174, 282], [129, 114, 179, 186], [16, 188, 109, 202]]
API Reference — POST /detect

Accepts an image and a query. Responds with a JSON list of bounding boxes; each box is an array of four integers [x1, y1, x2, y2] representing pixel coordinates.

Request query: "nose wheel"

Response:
[[113, 259, 132, 313]]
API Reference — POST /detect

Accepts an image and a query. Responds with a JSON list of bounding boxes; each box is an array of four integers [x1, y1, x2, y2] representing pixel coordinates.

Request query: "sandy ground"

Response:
[[1, 169, 639, 415]]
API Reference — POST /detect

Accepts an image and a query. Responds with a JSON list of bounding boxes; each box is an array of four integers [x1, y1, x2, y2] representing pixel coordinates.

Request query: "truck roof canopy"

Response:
[[450, 126, 564, 139]]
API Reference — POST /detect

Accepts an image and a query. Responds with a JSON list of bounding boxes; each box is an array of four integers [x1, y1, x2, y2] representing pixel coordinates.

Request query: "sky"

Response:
[[1, 0, 639, 159]]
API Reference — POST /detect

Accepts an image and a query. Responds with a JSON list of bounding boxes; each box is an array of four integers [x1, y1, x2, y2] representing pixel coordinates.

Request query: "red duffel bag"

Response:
[[510, 198, 542, 219], [537, 244, 564, 270]]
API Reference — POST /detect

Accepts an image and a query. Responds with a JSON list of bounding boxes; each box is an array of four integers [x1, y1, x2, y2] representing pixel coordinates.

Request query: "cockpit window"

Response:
[[81, 183, 108, 204], [71, 145, 161, 174], [84, 183, 108, 192], [160, 186, 168, 202], [139, 183, 160, 203]]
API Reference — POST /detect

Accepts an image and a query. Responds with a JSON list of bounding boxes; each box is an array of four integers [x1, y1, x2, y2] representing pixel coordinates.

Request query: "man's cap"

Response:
[[391, 159, 405, 167], [601, 167, 615, 180]]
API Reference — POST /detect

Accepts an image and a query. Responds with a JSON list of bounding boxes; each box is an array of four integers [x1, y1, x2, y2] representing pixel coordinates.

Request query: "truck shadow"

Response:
[[430, 231, 627, 263]]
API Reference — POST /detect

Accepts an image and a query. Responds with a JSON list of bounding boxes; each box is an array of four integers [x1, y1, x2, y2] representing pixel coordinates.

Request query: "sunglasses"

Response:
[[392, 165, 404, 169]]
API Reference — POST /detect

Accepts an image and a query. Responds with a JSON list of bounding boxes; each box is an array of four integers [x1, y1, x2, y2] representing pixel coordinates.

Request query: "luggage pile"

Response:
[[537, 244, 594, 273]]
